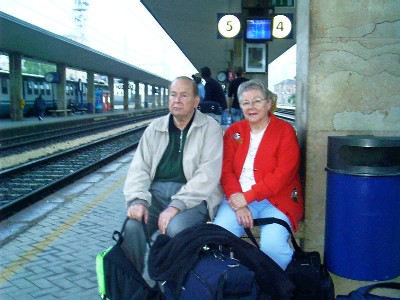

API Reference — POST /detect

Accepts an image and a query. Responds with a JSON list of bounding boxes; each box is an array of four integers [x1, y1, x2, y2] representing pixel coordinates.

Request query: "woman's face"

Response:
[[240, 88, 272, 125]]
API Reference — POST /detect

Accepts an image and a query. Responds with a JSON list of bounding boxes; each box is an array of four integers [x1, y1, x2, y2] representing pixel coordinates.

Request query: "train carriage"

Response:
[[0, 70, 112, 118]]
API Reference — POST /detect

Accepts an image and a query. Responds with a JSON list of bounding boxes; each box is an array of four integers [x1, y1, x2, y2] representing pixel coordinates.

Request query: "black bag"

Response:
[[96, 217, 163, 300], [164, 246, 258, 300], [245, 218, 335, 300], [197, 101, 222, 114], [336, 282, 400, 300]]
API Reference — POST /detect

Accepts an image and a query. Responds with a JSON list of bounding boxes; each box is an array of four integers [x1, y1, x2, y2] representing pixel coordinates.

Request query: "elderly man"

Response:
[[122, 76, 223, 277]]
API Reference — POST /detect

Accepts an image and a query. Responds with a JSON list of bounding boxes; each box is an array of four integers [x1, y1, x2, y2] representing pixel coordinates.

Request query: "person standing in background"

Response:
[[192, 73, 205, 102], [34, 92, 46, 121], [200, 66, 227, 111], [227, 66, 249, 123]]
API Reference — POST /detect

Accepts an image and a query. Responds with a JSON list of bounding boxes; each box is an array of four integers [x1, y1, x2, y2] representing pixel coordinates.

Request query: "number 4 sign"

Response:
[[273, 14, 293, 39]]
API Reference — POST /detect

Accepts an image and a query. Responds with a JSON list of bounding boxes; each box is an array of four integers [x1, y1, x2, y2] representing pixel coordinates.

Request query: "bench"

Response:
[[48, 109, 73, 117], [74, 108, 88, 114]]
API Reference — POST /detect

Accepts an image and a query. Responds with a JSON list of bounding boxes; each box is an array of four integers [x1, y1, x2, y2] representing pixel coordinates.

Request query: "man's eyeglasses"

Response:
[[240, 98, 266, 108]]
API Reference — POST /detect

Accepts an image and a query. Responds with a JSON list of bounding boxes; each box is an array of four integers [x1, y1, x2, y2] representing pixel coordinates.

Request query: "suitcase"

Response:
[[164, 247, 258, 299]]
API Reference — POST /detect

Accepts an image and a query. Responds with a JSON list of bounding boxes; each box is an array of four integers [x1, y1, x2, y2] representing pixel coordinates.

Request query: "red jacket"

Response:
[[221, 113, 304, 231]]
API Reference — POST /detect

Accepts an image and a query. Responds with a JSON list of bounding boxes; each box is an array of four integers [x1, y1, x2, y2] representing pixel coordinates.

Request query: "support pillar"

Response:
[[87, 70, 95, 113], [156, 86, 161, 107], [123, 78, 129, 111], [164, 87, 169, 106], [9, 52, 23, 121], [108, 75, 114, 111], [150, 85, 156, 108], [134, 81, 141, 109], [144, 83, 149, 109], [56, 63, 67, 115]]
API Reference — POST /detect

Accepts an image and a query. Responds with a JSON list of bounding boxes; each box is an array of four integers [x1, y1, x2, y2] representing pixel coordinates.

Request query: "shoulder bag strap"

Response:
[[113, 217, 152, 248], [244, 217, 302, 252]]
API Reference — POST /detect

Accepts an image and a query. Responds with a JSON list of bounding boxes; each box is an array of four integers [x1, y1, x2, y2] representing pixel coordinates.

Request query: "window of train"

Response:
[[45, 83, 51, 95], [27, 81, 33, 95], [34, 83, 39, 95], [66, 85, 72, 96], [1, 77, 7, 94]]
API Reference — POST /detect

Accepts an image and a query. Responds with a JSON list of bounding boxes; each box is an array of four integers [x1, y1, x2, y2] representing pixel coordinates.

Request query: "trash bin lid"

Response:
[[326, 135, 400, 176]]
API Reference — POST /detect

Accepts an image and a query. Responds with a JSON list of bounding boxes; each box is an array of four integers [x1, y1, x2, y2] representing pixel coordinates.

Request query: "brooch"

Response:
[[232, 132, 242, 144]]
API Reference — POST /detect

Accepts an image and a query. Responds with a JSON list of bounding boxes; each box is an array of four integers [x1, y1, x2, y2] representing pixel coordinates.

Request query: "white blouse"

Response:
[[239, 127, 266, 192]]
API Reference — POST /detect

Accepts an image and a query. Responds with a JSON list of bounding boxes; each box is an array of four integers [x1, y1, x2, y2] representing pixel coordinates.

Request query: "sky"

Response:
[[0, 0, 296, 85], [268, 44, 296, 88], [0, 0, 198, 80]]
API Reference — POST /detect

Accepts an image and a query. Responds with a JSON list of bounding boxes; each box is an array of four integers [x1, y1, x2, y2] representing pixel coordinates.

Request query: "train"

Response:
[[0, 70, 122, 118]]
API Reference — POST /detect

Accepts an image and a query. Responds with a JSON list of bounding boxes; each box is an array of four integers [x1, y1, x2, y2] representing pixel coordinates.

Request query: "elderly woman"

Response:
[[213, 79, 304, 270]]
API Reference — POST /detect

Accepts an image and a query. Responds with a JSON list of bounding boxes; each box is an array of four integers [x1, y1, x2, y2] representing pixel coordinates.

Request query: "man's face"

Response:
[[168, 78, 200, 119]]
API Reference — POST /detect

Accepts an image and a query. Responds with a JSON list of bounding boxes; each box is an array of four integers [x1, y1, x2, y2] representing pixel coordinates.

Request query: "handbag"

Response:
[[163, 246, 258, 300], [336, 282, 400, 300], [245, 218, 335, 300], [96, 217, 163, 300], [197, 101, 222, 114]]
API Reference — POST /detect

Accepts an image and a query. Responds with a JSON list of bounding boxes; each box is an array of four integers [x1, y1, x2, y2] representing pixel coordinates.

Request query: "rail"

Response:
[[0, 126, 145, 221]]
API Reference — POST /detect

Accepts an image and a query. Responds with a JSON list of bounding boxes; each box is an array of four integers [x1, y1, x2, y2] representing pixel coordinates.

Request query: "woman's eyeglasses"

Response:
[[240, 98, 266, 108]]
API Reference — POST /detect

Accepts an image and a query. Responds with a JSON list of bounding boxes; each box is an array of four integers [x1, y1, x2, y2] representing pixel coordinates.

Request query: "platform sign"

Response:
[[270, 0, 295, 7], [217, 13, 242, 39], [272, 14, 293, 39]]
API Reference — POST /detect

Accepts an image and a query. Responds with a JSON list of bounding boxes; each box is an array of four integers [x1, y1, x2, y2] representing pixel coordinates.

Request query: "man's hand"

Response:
[[158, 206, 180, 234], [127, 203, 148, 223]]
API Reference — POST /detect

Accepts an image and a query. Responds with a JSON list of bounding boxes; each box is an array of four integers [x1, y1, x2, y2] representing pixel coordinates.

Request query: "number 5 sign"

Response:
[[273, 14, 294, 39], [217, 13, 241, 39]]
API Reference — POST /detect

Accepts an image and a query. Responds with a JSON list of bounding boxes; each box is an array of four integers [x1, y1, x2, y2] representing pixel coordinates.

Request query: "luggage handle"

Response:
[[112, 217, 151, 247], [244, 217, 302, 253]]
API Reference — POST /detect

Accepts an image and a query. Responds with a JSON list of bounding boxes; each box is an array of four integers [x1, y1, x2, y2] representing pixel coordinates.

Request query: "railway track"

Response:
[[274, 108, 295, 124], [0, 125, 146, 221], [0, 109, 167, 153]]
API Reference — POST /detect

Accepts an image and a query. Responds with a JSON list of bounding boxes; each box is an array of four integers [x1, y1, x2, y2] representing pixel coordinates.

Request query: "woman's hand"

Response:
[[228, 192, 247, 211], [236, 206, 253, 228]]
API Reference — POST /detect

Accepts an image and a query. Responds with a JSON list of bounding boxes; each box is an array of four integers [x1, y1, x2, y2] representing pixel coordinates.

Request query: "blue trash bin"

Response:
[[324, 135, 400, 281], [95, 89, 103, 113]]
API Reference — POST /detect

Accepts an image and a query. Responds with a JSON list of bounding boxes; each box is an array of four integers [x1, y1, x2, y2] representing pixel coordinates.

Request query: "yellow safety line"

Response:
[[0, 175, 126, 286]]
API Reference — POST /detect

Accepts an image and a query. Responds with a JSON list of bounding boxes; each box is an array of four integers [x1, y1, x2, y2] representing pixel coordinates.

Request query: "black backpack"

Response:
[[96, 218, 163, 300]]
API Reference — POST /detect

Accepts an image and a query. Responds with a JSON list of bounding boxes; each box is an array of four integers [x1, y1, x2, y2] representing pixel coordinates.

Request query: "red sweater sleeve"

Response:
[[220, 121, 248, 199]]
